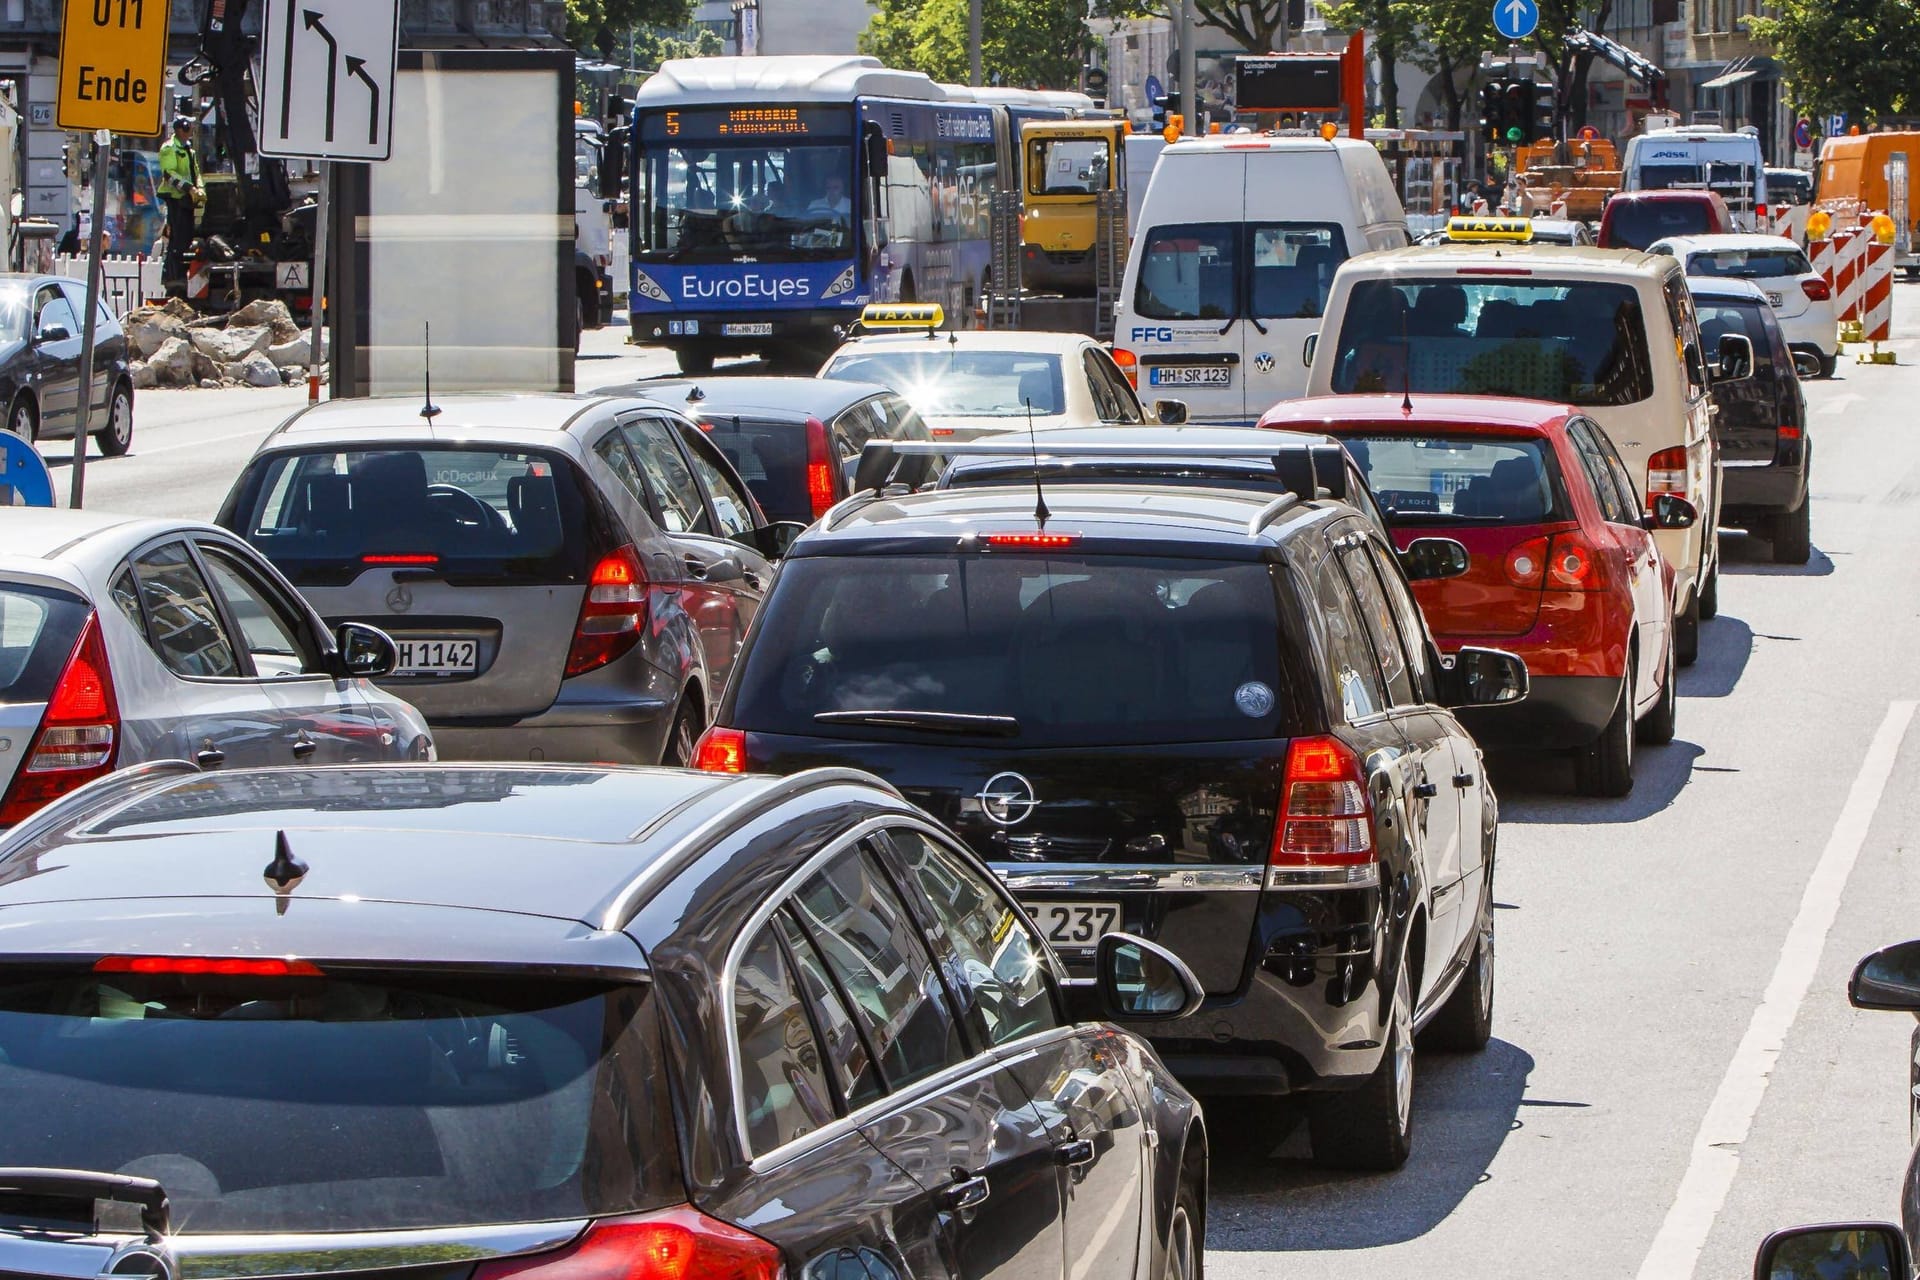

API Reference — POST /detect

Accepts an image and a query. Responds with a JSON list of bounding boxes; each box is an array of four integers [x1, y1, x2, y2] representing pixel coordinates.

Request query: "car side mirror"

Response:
[[1792, 349, 1822, 379], [1302, 332, 1319, 368], [35, 322, 70, 344], [1645, 494, 1699, 530], [1440, 646, 1528, 708], [1152, 398, 1188, 425], [1715, 332, 1754, 381], [744, 520, 807, 559], [1753, 1223, 1909, 1280], [1849, 939, 1920, 1012], [1096, 932, 1204, 1021], [333, 621, 398, 678], [1400, 536, 1470, 581]]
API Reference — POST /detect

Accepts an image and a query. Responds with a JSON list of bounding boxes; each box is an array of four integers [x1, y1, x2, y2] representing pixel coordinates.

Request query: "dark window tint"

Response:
[[1330, 279, 1655, 406], [1082, 349, 1127, 421], [1087, 349, 1144, 422], [700, 416, 816, 525], [1689, 246, 1813, 278], [198, 546, 318, 677], [1695, 299, 1776, 359], [735, 922, 837, 1156], [679, 426, 758, 539], [733, 555, 1290, 747], [791, 849, 968, 1090], [1250, 223, 1348, 319], [0, 584, 88, 705], [1607, 199, 1717, 248], [130, 541, 241, 678], [1364, 541, 1433, 699], [1342, 434, 1563, 525], [234, 448, 595, 587], [772, 909, 883, 1111], [0, 970, 664, 1232], [35, 292, 77, 337], [1310, 551, 1387, 722], [1335, 541, 1416, 708], [1134, 223, 1238, 320], [621, 417, 711, 535], [1568, 422, 1631, 523], [594, 430, 651, 508]]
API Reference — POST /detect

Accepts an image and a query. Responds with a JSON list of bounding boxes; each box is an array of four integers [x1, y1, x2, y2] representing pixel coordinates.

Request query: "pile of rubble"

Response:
[[124, 299, 325, 390]]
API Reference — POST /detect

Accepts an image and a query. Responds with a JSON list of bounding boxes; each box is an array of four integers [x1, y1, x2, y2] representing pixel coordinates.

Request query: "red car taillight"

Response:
[[1545, 530, 1608, 591], [805, 416, 835, 520], [471, 1210, 781, 1280], [1111, 347, 1139, 389], [1504, 535, 1549, 588], [564, 546, 649, 678], [691, 726, 747, 774], [1802, 276, 1831, 301], [0, 613, 119, 826], [1646, 446, 1688, 508], [1271, 735, 1373, 868]]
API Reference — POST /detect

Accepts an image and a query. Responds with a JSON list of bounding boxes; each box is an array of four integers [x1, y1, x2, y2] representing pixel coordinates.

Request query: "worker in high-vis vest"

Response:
[[158, 115, 203, 290]]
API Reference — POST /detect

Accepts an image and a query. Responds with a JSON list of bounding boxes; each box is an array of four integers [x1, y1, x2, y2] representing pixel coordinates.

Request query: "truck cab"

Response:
[[1020, 118, 1130, 295]]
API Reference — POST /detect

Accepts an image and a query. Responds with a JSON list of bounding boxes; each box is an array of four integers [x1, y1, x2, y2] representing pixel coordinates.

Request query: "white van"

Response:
[[1304, 243, 1724, 662], [1114, 135, 1409, 425], [1624, 126, 1767, 231]]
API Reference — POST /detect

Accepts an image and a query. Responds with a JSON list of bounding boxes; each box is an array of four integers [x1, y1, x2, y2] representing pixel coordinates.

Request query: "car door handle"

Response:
[[1055, 1138, 1096, 1168], [1412, 781, 1439, 799], [1453, 771, 1476, 788], [194, 746, 226, 769], [938, 1173, 991, 1212]]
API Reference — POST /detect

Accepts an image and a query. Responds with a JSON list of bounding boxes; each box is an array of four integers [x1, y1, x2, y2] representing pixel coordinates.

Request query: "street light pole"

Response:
[[1180, 0, 1198, 135], [970, 0, 983, 86]]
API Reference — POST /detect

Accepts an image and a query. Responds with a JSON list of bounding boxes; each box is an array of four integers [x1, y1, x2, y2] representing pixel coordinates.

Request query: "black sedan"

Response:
[[0, 763, 1206, 1280], [1, 274, 135, 455]]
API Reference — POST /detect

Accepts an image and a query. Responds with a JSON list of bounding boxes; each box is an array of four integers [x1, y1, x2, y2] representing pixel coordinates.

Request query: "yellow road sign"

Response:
[[58, 0, 174, 136]]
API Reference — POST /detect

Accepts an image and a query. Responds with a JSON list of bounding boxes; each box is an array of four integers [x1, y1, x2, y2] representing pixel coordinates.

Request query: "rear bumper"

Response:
[[1459, 674, 1621, 750], [431, 693, 675, 764], [1722, 460, 1807, 520], [1021, 246, 1094, 291]]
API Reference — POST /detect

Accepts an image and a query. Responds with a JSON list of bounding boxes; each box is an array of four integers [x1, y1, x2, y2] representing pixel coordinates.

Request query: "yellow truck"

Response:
[[1019, 117, 1129, 296]]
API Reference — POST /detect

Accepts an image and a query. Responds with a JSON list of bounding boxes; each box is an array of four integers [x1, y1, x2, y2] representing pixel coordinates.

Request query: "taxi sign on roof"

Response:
[[859, 302, 946, 330], [1447, 216, 1534, 243]]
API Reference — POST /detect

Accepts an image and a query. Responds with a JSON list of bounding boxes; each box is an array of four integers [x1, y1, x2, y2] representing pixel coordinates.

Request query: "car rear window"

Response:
[[1688, 247, 1813, 278], [1339, 435, 1566, 524], [699, 416, 815, 524], [826, 351, 1066, 417], [0, 968, 667, 1233], [1607, 199, 1717, 249], [1329, 278, 1655, 406], [1694, 298, 1775, 355], [0, 584, 88, 706], [231, 448, 599, 586], [732, 554, 1293, 746]]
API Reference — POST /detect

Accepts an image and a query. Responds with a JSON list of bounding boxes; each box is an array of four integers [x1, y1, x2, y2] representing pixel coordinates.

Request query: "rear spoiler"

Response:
[[853, 439, 1352, 504]]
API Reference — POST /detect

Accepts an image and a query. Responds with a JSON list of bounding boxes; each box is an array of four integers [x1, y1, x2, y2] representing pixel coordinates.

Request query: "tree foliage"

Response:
[[1747, 0, 1920, 121], [859, 0, 1088, 88], [1319, 0, 1420, 125], [565, 0, 696, 59]]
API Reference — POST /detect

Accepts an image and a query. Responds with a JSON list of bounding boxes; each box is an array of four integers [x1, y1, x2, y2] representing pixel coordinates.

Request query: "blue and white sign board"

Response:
[[1828, 114, 1847, 137], [1146, 75, 1165, 105], [0, 433, 55, 508], [1493, 0, 1539, 41]]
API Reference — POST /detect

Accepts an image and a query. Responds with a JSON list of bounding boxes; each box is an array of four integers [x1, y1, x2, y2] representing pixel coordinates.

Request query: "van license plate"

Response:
[[723, 323, 774, 336], [393, 638, 479, 676], [1025, 900, 1123, 949], [1150, 366, 1231, 386], [1766, 290, 1785, 306]]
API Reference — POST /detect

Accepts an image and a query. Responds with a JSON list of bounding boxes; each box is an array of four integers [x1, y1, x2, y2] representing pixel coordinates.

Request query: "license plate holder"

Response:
[[392, 637, 479, 677], [723, 322, 775, 337], [1025, 899, 1124, 950], [1149, 365, 1231, 387]]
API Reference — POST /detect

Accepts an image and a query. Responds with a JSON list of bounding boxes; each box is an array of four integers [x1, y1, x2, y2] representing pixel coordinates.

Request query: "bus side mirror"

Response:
[[598, 128, 627, 202]]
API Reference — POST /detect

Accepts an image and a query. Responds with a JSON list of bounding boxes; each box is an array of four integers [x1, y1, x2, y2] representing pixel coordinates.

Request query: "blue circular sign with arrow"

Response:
[[1493, 0, 1539, 40]]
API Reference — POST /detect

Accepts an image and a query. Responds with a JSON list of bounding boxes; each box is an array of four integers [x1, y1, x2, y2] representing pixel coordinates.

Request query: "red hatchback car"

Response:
[[1260, 395, 1698, 796]]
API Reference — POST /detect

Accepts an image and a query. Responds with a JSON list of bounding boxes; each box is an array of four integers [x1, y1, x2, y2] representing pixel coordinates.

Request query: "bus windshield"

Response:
[[637, 108, 856, 261]]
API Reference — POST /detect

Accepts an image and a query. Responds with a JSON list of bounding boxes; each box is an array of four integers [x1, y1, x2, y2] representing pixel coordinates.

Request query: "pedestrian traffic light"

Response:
[[1531, 81, 1555, 144], [1502, 82, 1532, 143], [1480, 81, 1507, 145]]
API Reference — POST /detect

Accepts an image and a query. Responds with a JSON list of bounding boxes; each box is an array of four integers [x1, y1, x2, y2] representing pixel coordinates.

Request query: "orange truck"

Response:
[[1514, 138, 1621, 222], [1815, 131, 1920, 275]]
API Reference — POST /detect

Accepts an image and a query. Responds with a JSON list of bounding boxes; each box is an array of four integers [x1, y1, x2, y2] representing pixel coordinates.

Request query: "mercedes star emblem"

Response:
[[385, 583, 413, 614], [978, 772, 1040, 827]]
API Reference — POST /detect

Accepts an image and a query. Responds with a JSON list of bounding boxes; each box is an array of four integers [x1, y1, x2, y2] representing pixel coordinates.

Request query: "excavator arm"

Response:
[[181, 0, 292, 241]]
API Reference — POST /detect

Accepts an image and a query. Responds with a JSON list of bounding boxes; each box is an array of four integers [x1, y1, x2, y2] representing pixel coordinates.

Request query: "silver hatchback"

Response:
[[0, 508, 429, 827]]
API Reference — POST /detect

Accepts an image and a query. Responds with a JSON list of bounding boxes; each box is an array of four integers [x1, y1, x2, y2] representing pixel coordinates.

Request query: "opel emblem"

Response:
[[978, 772, 1039, 827], [385, 584, 413, 614]]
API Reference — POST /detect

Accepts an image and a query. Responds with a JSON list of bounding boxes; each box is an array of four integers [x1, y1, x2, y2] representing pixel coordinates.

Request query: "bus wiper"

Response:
[[815, 709, 1021, 737]]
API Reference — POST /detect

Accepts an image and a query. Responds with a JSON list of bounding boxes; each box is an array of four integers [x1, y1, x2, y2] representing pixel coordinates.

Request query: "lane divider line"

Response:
[[1634, 698, 1919, 1280]]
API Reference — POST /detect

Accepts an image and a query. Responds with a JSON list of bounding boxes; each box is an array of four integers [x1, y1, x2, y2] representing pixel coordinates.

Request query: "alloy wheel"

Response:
[[8, 401, 32, 442], [1392, 963, 1415, 1134], [1166, 1204, 1196, 1280]]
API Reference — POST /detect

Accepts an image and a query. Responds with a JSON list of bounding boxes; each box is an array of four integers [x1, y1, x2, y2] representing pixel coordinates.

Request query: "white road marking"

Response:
[[1634, 698, 1919, 1280]]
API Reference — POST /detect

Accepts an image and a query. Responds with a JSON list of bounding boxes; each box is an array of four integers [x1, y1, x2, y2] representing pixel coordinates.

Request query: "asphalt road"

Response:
[[42, 293, 1920, 1279]]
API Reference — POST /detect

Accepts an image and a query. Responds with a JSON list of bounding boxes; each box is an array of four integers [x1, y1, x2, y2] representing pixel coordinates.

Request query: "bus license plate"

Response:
[[393, 638, 478, 677], [723, 323, 774, 337], [1150, 366, 1231, 386], [1025, 900, 1123, 949]]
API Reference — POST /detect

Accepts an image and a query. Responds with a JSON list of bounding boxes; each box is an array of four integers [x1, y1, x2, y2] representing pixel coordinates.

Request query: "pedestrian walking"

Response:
[[158, 115, 203, 291]]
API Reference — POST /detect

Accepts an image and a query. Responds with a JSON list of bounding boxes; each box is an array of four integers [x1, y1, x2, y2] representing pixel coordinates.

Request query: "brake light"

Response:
[[1801, 276, 1831, 301], [1111, 347, 1139, 389], [363, 553, 440, 566], [95, 956, 322, 977], [985, 533, 1079, 549], [1271, 735, 1373, 867], [1778, 425, 1802, 439], [0, 614, 119, 827], [1504, 535, 1548, 588], [1458, 267, 1533, 276], [691, 726, 747, 774], [805, 416, 835, 519], [471, 1210, 781, 1280], [1545, 529, 1606, 590], [565, 545, 649, 678], [1646, 446, 1688, 507]]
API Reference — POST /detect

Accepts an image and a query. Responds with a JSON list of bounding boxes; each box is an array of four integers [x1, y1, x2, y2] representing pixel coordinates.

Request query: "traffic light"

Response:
[[1151, 92, 1182, 136], [1531, 80, 1555, 144], [1502, 82, 1531, 144], [1084, 66, 1109, 99], [1480, 81, 1507, 145]]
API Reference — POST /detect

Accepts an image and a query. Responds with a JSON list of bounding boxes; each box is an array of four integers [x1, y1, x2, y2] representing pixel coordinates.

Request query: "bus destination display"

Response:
[[1234, 56, 1345, 112], [643, 106, 850, 141]]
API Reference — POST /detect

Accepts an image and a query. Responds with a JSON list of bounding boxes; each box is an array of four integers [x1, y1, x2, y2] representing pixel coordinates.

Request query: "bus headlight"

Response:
[[633, 268, 671, 304], [822, 265, 857, 299]]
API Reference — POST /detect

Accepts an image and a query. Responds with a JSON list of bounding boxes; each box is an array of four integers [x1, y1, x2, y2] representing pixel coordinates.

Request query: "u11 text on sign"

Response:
[[57, 0, 174, 136], [258, 0, 401, 161]]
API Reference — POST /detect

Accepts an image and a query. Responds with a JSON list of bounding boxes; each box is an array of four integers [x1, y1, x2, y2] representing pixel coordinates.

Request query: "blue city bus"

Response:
[[626, 55, 1091, 372]]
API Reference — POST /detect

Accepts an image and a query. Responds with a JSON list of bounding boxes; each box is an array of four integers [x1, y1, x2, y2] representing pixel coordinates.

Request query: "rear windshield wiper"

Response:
[[814, 709, 1021, 737], [0, 1168, 171, 1238]]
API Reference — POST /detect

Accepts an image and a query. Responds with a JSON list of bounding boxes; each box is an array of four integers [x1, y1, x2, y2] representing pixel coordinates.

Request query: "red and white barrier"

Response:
[[1858, 237, 1893, 342], [1830, 227, 1869, 322]]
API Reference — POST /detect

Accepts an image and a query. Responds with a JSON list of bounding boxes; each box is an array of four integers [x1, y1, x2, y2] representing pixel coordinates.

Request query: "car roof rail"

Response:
[[1245, 493, 1301, 536], [0, 759, 204, 861], [856, 438, 1354, 503]]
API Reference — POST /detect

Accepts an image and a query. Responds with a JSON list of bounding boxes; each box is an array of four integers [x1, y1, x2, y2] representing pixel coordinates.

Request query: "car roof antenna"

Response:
[[263, 830, 309, 916], [1400, 305, 1414, 415], [420, 322, 441, 422], [1026, 397, 1050, 529]]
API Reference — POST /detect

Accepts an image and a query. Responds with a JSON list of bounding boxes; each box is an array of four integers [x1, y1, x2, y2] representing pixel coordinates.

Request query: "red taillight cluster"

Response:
[[804, 416, 836, 520], [1271, 736, 1373, 867], [0, 614, 120, 827], [1111, 348, 1139, 389], [1801, 276, 1832, 302], [690, 726, 747, 774], [1504, 531, 1606, 591], [565, 546, 650, 679], [471, 1210, 782, 1280], [984, 533, 1079, 549], [95, 956, 323, 977], [1645, 446, 1688, 511]]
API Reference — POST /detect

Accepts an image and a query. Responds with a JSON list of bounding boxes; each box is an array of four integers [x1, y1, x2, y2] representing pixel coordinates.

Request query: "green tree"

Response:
[[565, 0, 696, 59], [1185, 0, 1292, 53], [1747, 0, 1920, 121], [859, 0, 1088, 88], [1406, 0, 1487, 130], [1319, 0, 1420, 126]]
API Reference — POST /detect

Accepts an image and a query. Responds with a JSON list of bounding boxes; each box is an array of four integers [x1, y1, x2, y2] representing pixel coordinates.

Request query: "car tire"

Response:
[[1698, 562, 1718, 619], [5, 395, 36, 444], [1422, 882, 1494, 1052], [660, 696, 701, 767], [1166, 1166, 1203, 1280], [95, 382, 133, 457], [1674, 590, 1700, 667], [1818, 352, 1838, 379], [1308, 959, 1413, 1171], [1772, 498, 1812, 565], [1637, 633, 1678, 746], [1575, 667, 1634, 798], [677, 347, 716, 375]]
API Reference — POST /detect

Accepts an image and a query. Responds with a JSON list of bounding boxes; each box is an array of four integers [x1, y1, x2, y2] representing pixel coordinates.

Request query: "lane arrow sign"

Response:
[[1492, 0, 1538, 39], [346, 55, 380, 147], [303, 9, 340, 143], [278, 0, 298, 139]]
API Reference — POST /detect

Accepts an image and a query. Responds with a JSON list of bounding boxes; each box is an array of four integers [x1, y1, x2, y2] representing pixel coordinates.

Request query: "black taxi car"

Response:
[[694, 482, 1528, 1170], [0, 762, 1205, 1280]]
